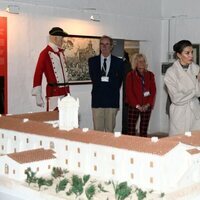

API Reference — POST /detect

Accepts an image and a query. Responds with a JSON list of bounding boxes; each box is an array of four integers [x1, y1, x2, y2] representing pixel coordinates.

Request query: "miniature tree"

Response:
[[51, 167, 68, 179], [56, 178, 68, 193], [160, 192, 165, 198], [37, 177, 53, 190], [97, 183, 108, 193], [37, 177, 46, 190], [51, 167, 63, 179], [83, 174, 90, 185], [112, 181, 132, 200], [66, 175, 84, 197], [85, 184, 96, 200], [135, 188, 147, 200], [24, 167, 37, 186]]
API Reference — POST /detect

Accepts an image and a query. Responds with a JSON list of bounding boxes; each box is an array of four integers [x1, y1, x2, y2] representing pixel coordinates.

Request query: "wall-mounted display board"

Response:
[[0, 17, 7, 114]]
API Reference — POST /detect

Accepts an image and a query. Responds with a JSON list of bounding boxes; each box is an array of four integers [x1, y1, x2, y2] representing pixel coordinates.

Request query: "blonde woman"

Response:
[[125, 53, 156, 137]]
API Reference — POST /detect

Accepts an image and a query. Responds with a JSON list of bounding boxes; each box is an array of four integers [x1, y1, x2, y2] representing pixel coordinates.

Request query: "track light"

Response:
[[90, 14, 100, 22], [6, 5, 20, 14]]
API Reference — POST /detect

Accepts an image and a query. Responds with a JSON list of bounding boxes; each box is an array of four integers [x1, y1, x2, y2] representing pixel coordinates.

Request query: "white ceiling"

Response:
[[2, 0, 162, 19]]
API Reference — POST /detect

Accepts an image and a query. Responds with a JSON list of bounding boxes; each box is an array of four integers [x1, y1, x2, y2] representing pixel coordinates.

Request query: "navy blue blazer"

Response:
[[88, 55, 124, 108]]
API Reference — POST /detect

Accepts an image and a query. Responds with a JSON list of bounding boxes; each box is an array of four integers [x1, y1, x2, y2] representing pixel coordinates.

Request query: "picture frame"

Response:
[[63, 35, 100, 84]]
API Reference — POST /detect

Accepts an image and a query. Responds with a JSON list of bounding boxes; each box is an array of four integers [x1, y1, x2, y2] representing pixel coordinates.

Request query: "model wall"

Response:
[[0, 127, 167, 191]]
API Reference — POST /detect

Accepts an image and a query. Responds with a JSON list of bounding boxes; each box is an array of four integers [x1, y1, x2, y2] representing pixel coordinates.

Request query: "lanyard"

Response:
[[136, 69, 145, 92]]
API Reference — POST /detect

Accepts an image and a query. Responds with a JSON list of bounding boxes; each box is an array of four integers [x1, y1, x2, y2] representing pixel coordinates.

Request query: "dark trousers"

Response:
[[127, 105, 151, 137], [122, 103, 129, 134]]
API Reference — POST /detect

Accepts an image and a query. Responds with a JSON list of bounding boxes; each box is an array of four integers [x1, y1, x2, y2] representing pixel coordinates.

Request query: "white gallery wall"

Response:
[[0, 0, 164, 133]]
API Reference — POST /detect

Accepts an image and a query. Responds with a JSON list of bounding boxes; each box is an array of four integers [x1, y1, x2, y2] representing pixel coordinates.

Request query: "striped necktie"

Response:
[[102, 58, 107, 76]]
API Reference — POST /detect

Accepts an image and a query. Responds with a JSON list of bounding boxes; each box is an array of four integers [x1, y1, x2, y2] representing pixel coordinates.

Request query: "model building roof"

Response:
[[7, 111, 58, 122], [187, 148, 200, 155], [7, 148, 56, 164], [1, 112, 200, 156]]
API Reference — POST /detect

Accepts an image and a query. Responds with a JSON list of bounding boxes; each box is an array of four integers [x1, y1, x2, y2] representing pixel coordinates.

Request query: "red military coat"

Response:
[[32, 42, 70, 98], [125, 69, 156, 108]]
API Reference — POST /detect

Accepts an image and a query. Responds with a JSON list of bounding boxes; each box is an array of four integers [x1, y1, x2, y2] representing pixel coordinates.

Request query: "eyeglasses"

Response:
[[137, 60, 145, 64], [100, 43, 111, 46]]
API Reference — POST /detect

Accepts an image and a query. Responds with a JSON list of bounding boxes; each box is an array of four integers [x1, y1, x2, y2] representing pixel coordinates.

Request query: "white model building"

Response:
[[0, 111, 200, 193]]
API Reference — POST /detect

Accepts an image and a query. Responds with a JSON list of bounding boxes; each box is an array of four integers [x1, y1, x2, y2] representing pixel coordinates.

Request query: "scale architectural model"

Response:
[[0, 95, 200, 199]]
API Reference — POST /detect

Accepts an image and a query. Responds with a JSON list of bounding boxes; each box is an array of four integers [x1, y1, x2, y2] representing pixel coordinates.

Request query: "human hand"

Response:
[[141, 104, 150, 112], [36, 94, 44, 107], [136, 105, 143, 112]]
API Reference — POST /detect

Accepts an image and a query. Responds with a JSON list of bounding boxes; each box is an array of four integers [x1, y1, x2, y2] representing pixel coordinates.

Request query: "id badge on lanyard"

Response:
[[141, 76, 150, 97], [144, 91, 150, 97], [101, 76, 109, 82]]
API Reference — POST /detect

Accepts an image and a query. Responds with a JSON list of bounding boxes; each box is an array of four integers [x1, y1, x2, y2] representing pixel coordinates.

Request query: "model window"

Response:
[[65, 145, 68, 151], [26, 138, 29, 143], [77, 147, 80, 153], [111, 154, 115, 160], [5, 164, 9, 174], [65, 159, 68, 165], [1, 145, 4, 150], [40, 140, 42, 146], [78, 162, 81, 168], [2, 134, 4, 138], [150, 161, 154, 168], [150, 177, 153, 183], [130, 158, 134, 164], [94, 152, 97, 157], [14, 136, 16, 141], [131, 173, 134, 179], [50, 141, 55, 149], [94, 165, 97, 171], [112, 169, 115, 175]]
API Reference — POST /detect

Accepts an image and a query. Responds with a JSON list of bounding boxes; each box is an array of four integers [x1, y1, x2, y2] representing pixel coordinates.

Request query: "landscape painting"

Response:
[[63, 35, 100, 84]]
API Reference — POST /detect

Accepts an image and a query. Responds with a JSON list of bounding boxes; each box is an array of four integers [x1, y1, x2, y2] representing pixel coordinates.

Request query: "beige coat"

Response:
[[164, 60, 200, 135]]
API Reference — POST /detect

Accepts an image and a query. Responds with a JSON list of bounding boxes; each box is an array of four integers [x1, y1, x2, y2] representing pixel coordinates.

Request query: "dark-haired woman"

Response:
[[164, 40, 200, 135]]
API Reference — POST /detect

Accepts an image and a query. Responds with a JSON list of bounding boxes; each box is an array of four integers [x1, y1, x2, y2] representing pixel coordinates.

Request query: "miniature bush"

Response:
[[24, 167, 37, 186], [51, 167, 68, 179], [135, 188, 147, 200], [85, 184, 96, 200], [112, 181, 132, 200], [37, 177, 53, 190], [56, 178, 68, 193]]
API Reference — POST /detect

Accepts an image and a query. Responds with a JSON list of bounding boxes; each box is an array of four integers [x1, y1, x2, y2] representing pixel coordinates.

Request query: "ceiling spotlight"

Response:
[[6, 5, 20, 14], [90, 14, 100, 22]]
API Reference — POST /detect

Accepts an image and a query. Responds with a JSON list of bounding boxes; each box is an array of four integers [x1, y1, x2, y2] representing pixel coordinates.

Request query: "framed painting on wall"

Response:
[[63, 35, 100, 84]]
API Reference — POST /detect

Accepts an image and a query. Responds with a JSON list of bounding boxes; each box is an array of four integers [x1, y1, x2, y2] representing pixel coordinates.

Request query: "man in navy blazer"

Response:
[[88, 35, 124, 132]]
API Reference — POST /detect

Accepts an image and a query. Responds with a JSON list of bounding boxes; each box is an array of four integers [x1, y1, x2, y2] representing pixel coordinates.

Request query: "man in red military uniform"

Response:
[[32, 27, 70, 111]]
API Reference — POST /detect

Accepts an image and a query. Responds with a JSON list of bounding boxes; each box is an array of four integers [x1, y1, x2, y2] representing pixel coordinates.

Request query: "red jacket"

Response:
[[125, 70, 156, 108], [32, 43, 69, 97]]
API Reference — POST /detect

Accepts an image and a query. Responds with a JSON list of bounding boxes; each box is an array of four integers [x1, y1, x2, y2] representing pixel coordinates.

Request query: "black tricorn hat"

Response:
[[49, 27, 68, 37]]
